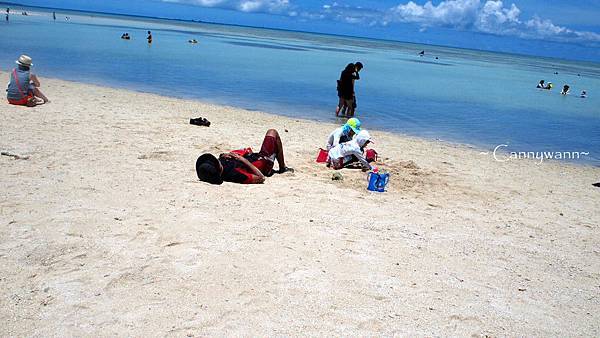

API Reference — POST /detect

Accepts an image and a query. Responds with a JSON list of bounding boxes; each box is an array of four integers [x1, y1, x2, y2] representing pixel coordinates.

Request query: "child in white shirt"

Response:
[[328, 130, 372, 171]]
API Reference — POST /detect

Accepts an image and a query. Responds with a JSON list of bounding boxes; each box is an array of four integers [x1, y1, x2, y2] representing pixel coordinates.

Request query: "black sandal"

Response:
[[279, 167, 294, 174]]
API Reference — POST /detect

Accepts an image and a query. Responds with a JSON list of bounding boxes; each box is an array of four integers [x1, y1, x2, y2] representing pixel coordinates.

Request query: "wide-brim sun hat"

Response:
[[195, 153, 223, 185], [356, 129, 373, 147], [346, 117, 362, 134], [16, 54, 33, 67]]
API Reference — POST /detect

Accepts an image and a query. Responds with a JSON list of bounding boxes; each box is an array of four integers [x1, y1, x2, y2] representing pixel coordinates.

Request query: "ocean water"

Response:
[[1, 7, 599, 165]]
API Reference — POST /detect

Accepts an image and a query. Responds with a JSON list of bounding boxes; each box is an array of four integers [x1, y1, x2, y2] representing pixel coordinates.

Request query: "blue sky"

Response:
[[10, 0, 600, 61]]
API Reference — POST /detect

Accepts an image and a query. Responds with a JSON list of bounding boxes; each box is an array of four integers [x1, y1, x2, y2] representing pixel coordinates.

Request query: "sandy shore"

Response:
[[1, 72, 599, 336]]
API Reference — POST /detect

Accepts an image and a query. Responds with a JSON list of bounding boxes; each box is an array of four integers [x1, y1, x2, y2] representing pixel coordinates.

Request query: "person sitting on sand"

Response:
[[196, 129, 293, 185], [6, 55, 49, 106], [326, 117, 361, 150], [537, 80, 545, 88], [561, 84, 570, 95], [328, 130, 373, 171]]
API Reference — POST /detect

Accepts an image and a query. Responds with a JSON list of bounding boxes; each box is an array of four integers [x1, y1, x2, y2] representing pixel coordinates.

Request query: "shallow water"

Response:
[[1, 7, 599, 165]]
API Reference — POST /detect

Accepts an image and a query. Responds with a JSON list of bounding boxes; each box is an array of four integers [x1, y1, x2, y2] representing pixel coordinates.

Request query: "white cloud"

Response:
[[162, 0, 290, 14], [238, 0, 289, 13], [389, 0, 480, 28], [163, 0, 600, 44], [383, 0, 600, 44]]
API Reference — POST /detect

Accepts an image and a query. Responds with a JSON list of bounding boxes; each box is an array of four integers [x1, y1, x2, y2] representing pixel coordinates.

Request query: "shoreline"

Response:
[[1, 73, 600, 335], [2, 70, 597, 169]]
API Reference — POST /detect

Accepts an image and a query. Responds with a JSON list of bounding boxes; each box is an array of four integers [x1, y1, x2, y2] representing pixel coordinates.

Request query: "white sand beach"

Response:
[[1, 72, 599, 336]]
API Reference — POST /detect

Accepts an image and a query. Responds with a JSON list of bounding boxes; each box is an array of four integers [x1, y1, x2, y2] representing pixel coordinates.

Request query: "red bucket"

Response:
[[316, 148, 329, 163]]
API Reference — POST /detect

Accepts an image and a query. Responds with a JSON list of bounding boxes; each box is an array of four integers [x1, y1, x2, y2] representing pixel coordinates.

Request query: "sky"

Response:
[[7, 0, 600, 61]]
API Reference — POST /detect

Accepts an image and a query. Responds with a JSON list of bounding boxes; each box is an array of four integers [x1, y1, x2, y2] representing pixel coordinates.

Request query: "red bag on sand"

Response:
[[231, 147, 253, 156], [366, 149, 378, 163], [316, 148, 329, 163]]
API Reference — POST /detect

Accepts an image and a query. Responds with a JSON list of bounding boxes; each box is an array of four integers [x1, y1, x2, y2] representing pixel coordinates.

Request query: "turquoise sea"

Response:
[[1, 6, 599, 165]]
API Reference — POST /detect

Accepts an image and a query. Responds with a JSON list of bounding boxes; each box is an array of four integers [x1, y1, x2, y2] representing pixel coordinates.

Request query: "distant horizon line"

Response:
[[2, 0, 598, 66]]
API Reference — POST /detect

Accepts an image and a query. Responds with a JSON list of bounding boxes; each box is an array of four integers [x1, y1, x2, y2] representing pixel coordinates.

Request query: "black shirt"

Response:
[[338, 68, 359, 99]]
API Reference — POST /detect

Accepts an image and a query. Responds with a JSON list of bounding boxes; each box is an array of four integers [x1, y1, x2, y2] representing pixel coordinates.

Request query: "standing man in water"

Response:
[[53, 11, 56, 21], [335, 62, 363, 117], [147, 31, 153, 44]]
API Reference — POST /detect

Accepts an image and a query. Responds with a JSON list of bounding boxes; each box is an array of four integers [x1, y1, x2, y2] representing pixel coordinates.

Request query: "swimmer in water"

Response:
[[537, 80, 545, 88]]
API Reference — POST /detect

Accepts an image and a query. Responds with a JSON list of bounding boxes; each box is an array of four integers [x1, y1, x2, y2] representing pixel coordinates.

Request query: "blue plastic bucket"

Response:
[[367, 172, 389, 192]]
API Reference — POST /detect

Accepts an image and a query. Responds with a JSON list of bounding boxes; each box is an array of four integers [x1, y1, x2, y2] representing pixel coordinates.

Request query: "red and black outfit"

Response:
[[220, 135, 278, 184]]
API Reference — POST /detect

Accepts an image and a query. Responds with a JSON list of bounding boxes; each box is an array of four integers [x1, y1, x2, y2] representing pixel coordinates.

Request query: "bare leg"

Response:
[[265, 129, 292, 172], [336, 97, 345, 117], [33, 87, 49, 103], [347, 97, 355, 117]]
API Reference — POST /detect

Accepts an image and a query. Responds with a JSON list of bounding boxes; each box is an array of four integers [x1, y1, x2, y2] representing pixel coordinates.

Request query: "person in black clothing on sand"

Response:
[[196, 129, 294, 185], [336, 62, 363, 117]]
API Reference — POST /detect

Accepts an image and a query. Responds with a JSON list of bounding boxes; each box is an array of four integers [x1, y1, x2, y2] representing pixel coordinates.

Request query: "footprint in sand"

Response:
[[137, 151, 175, 161]]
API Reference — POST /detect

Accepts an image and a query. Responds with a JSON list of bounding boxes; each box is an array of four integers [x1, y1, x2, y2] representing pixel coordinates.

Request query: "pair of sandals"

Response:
[[190, 117, 210, 127]]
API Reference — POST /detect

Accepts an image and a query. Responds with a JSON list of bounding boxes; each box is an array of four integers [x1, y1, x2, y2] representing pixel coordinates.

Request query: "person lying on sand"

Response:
[[6, 55, 49, 106], [328, 130, 373, 171], [326, 117, 361, 150], [196, 129, 294, 184]]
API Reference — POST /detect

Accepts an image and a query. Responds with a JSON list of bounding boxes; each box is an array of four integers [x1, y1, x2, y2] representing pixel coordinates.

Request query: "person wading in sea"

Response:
[[335, 62, 363, 117]]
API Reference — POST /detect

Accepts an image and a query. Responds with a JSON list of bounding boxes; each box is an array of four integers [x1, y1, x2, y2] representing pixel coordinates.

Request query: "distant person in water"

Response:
[[6, 55, 49, 106], [561, 85, 570, 95], [335, 62, 363, 117], [195, 129, 293, 185], [580, 90, 587, 98], [537, 80, 545, 88], [121, 33, 130, 40], [53, 11, 56, 20], [419, 50, 425, 57], [147, 31, 152, 44]]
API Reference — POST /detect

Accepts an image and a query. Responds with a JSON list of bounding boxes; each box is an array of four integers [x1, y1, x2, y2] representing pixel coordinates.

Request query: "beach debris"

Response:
[[190, 117, 210, 127], [518, 288, 527, 292], [592, 183, 600, 188], [1, 151, 29, 160], [332, 172, 343, 181]]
